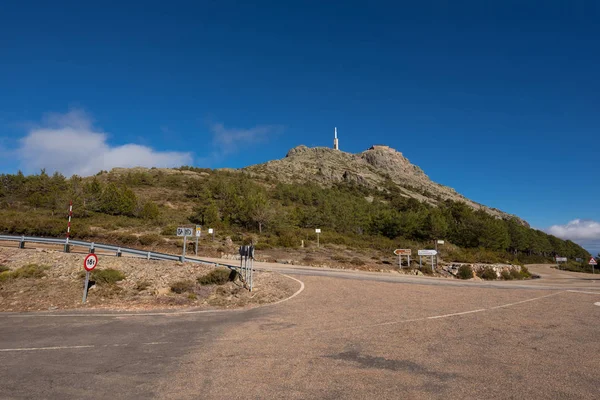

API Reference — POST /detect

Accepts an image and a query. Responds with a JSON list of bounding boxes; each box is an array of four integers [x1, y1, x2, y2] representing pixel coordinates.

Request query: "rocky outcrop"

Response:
[[244, 145, 526, 224]]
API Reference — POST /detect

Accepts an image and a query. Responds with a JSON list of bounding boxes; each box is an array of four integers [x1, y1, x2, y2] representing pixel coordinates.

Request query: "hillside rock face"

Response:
[[244, 145, 526, 224]]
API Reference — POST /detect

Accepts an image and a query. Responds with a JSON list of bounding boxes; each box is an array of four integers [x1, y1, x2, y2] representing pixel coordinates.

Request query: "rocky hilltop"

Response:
[[244, 145, 526, 224]]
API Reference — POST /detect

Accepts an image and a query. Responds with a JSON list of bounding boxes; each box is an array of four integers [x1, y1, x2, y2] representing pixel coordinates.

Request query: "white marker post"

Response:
[[82, 253, 98, 304], [315, 229, 321, 248]]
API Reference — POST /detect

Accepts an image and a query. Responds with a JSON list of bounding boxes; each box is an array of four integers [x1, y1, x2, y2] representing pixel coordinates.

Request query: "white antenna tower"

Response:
[[333, 127, 339, 150]]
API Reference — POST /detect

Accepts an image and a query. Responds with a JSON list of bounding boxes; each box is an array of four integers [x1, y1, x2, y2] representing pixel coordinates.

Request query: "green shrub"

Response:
[[0, 265, 9, 273], [457, 265, 473, 279], [519, 266, 532, 279], [139, 201, 160, 220], [91, 268, 125, 285], [170, 280, 194, 294], [478, 267, 497, 280], [349, 257, 365, 266], [500, 270, 513, 280], [197, 268, 234, 285], [139, 233, 164, 246], [509, 268, 522, 280], [11, 264, 49, 279]]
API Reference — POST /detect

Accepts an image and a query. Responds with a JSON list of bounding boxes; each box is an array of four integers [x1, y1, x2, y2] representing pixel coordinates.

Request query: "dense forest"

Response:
[[0, 167, 591, 264]]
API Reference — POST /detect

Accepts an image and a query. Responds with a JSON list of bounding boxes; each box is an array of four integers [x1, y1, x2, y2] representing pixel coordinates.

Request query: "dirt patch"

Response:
[[0, 247, 298, 312]]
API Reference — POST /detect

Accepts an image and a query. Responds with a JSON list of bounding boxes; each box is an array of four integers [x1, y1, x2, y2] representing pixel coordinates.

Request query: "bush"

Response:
[[457, 265, 473, 279], [139, 202, 160, 220], [11, 264, 49, 279], [500, 270, 513, 280], [509, 268, 521, 280], [170, 280, 194, 294], [349, 257, 365, 266], [0, 265, 9, 273], [139, 233, 164, 246], [478, 267, 497, 280], [91, 268, 125, 285], [519, 266, 532, 279], [197, 268, 234, 285]]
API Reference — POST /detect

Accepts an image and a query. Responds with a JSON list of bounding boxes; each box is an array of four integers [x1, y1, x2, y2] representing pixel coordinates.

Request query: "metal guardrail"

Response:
[[0, 234, 233, 268]]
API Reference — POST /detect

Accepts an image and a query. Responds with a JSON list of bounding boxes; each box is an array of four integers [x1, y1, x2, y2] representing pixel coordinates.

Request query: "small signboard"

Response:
[[315, 229, 321, 233], [394, 249, 412, 256], [196, 226, 202, 237], [177, 227, 193, 237], [590, 257, 598, 266], [83, 253, 98, 272], [556, 257, 568, 262], [437, 240, 445, 245], [208, 228, 214, 234], [418, 249, 437, 256]]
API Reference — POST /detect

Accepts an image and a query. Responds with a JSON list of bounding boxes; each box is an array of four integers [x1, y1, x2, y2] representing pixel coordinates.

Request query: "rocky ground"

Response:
[[0, 247, 298, 312]]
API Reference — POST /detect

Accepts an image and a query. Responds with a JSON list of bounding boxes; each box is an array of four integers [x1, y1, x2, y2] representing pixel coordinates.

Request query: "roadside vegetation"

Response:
[[0, 168, 590, 265]]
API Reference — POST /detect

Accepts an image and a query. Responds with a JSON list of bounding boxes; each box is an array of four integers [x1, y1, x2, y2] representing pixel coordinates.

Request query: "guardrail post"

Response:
[[89, 242, 95, 254], [147, 252, 151, 260], [64, 243, 71, 253], [116, 248, 122, 257], [19, 235, 25, 249]]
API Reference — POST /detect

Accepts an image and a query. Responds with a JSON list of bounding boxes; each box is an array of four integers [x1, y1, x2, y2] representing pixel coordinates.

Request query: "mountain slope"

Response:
[[244, 145, 526, 225]]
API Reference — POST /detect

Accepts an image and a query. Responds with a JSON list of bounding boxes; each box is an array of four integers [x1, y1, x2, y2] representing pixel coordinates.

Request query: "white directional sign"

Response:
[[315, 229, 321, 233], [590, 257, 598, 266], [177, 227, 193, 237], [556, 257, 567, 262], [418, 249, 437, 256], [208, 228, 214, 234], [437, 240, 445, 245]]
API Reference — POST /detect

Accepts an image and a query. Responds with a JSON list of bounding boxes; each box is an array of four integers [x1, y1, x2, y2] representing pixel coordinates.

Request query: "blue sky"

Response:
[[1, 1, 599, 253]]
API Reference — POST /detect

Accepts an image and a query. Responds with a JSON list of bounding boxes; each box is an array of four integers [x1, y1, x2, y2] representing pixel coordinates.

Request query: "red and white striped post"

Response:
[[64, 201, 73, 253]]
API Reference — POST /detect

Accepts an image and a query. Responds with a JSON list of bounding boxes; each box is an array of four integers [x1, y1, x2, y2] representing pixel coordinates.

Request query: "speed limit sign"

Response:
[[84, 253, 98, 271]]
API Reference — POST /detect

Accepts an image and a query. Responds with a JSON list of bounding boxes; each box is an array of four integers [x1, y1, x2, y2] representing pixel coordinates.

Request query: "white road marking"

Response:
[[489, 291, 564, 309], [0, 342, 172, 353], [0, 345, 95, 352], [427, 309, 486, 319], [567, 290, 600, 295], [2, 275, 306, 319]]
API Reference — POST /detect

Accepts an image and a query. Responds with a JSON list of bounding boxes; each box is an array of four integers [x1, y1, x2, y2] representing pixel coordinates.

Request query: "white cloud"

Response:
[[547, 219, 600, 254], [17, 110, 192, 176], [210, 122, 283, 156]]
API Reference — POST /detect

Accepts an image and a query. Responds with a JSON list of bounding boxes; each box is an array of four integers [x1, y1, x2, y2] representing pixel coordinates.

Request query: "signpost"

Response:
[[177, 227, 194, 261], [590, 257, 597, 274], [394, 249, 411, 268], [556, 256, 567, 269], [418, 250, 437, 272], [195, 225, 201, 255], [208, 228, 214, 241], [82, 253, 98, 304], [315, 229, 321, 248]]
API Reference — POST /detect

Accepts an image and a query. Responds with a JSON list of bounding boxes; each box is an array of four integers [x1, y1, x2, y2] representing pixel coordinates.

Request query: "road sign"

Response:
[[394, 249, 411, 256], [418, 249, 437, 256], [556, 257, 567, 262], [590, 257, 598, 266], [177, 227, 193, 237], [315, 229, 321, 233], [208, 228, 214, 234], [83, 253, 98, 272], [195, 226, 202, 237], [437, 240, 445, 245]]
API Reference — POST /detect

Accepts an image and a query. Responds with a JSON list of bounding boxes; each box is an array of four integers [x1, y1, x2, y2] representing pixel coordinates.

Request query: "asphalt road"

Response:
[[1, 264, 599, 399]]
